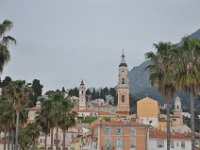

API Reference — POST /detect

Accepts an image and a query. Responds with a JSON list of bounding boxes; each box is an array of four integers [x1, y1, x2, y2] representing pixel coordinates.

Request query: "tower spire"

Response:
[[119, 49, 127, 67]]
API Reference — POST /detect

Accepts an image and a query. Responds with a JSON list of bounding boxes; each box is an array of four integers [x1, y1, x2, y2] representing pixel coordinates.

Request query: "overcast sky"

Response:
[[0, 0, 200, 92]]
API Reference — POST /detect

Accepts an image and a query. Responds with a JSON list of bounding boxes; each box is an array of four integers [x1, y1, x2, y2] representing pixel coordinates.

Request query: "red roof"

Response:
[[150, 130, 191, 140], [76, 109, 96, 113], [98, 111, 113, 115]]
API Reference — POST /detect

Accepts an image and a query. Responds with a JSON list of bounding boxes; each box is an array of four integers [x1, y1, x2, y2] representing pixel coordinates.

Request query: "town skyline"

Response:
[[1, 0, 200, 92]]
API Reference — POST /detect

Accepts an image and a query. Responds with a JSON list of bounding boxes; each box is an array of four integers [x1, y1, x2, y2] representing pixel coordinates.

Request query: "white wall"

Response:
[[149, 138, 191, 150]]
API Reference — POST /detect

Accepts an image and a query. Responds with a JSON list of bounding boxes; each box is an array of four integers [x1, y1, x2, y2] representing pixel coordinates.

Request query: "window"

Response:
[[116, 139, 123, 148], [116, 127, 122, 135], [171, 141, 174, 148], [130, 138, 135, 148], [122, 78, 125, 84], [181, 141, 185, 149], [177, 142, 179, 147], [40, 139, 43, 143], [122, 95, 125, 103], [157, 140, 164, 148], [130, 127, 135, 136], [130, 128, 135, 148], [104, 127, 111, 135], [106, 138, 111, 148]]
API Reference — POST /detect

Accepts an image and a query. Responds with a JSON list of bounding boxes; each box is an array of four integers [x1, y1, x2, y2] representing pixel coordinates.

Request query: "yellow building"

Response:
[[137, 97, 159, 127]]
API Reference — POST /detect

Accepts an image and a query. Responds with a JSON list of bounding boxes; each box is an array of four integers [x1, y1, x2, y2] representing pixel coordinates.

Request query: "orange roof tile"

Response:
[[98, 111, 113, 115], [76, 109, 96, 113], [150, 130, 191, 140]]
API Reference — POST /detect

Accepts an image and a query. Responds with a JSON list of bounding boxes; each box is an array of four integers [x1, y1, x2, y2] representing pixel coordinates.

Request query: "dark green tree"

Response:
[[1, 76, 12, 87], [68, 87, 79, 97]]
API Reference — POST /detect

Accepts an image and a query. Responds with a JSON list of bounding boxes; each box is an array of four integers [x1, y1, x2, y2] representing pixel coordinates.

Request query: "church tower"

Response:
[[174, 96, 182, 116], [79, 80, 86, 110], [117, 50, 130, 116], [174, 96, 183, 125]]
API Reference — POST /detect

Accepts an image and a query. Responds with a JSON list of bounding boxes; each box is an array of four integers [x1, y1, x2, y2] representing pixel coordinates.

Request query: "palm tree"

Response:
[[36, 99, 52, 150], [175, 37, 200, 150], [26, 123, 40, 150], [0, 93, 15, 150], [0, 20, 16, 74], [18, 127, 32, 150], [59, 112, 75, 150], [49, 90, 72, 150], [4, 81, 32, 150], [145, 42, 177, 150]]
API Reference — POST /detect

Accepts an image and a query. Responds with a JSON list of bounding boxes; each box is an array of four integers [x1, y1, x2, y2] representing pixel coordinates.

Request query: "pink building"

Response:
[[38, 127, 80, 149]]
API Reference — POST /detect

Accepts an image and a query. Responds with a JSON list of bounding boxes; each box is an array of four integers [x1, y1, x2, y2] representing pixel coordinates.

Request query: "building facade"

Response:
[[92, 120, 147, 150]]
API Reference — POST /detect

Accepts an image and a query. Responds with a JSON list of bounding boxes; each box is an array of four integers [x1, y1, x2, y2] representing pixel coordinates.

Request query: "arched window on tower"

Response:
[[122, 95, 125, 103], [82, 91, 83, 95], [177, 105, 179, 110], [122, 78, 125, 84]]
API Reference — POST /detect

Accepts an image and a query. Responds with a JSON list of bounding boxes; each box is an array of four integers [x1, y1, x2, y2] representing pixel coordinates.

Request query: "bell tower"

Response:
[[117, 50, 130, 116], [79, 80, 86, 110], [174, 96, 183, 125], [174, 96, 182, 116]]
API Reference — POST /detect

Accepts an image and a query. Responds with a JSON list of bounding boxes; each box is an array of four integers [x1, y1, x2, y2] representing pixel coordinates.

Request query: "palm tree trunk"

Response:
[[62, 129, 66, 150], [8, 129, 11, 150], [166, 100, 171, 150], [11, 129, 14, 150], [56, 125, 58, 150], [32, 141, 35, 150], [50, 128, 53, 150], [190, 94, 195, 150], [4, 128, 7, 150], [44, 133, 47, 150], [15, 111, 20, 150]]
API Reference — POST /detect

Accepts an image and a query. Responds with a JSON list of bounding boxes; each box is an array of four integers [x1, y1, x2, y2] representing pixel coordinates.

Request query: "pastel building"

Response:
[[38, 128, 80, 149], [91, 120, 147, 150], [149, 130, 191, 150], [137, 97, 159, 127]]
